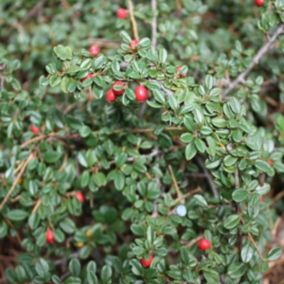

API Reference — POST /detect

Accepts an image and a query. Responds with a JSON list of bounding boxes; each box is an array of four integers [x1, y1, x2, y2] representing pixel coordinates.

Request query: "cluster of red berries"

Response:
[[106, 81, 148, 103], [255, 0, 264, 7], [139, 238, 211, 269], [86, 7, 128, 59]]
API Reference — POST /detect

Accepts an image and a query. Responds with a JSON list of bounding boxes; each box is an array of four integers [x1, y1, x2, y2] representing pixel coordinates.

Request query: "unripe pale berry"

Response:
[[46, 228, 55, 244], [75, 191, 85, 203], [197, 238, 212, 251], [112, 81, 126, 96], [117, 8, 128, 19], [129, 39, 139, 50], [140, 254, 154, 268], [135, 85, 148, 102], [89, 44, 100, 56], [106, 89, 116, 103], [255, 0, 264, 7], [30, 124, 40, 135]]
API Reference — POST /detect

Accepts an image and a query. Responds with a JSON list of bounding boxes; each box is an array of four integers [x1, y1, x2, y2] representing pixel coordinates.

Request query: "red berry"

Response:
[[106, 89, 116, 103], [197, 238, 212, 251], [117, 8, 128, 19], [135, 85, 148, 102], [29, 125, 40, 135], [129, 39, 139, 50], [46, 228, 55, 244], [255, 0, 264, 7], [140, 255, 154, 268], [81, 73, 94, 82], [89, 44, 100, 56], [75, 191, 84, 203], [112, 81, 126, 96], [176, 66, 187, 78], [267, 159, 273, 166]]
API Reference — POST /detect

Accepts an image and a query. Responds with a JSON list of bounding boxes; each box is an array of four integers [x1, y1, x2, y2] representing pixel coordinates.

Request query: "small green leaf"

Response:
[[232, 189, 248, 202], [180, 133, 193, 143], [6, 210, 28, 221], [54, 45, 73, 60], [255, 160, 274, 176], [44, 150, 62, 164], [185, 143, 197, 160], [224, 214, 240, 230], [93, 172, 107, 187], [192, 194, 208, 207], [69, 259, 81, 276], [267, 247, 282, 261], [241, 244, 254, 263], [35, 258, 49, 278]]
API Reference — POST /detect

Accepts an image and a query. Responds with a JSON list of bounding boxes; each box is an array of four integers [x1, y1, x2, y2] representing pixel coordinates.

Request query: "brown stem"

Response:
[[0, 153, 35, 210], [223, 24, 284, 97], [151, 0, 158, 51], [127, 0, 139, 40], [168, 165, 182, 199], [248, 233, 266, 262]]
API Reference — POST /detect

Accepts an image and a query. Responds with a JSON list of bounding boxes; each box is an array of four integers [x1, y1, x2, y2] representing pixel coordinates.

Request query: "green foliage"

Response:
[[1, 0, 284, 283]]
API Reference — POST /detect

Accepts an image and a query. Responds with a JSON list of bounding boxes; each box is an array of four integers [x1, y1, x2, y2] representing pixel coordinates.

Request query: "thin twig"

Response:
[[183, 235, 203, 248], [23, 0, 46, 22], [139, 103, 147, 118], [20, 133, 56, 149], [20, 133, 80, 149], [113, 126, 183, 133], [223, 23, 284, 97], [149, 79, 173, 97], [235, 169, 240, 188], [176, 0, 182, 11], [272, 190, 284, 204], [168, 165, 182, 199], [151, 0, 158, 51], [0, 153, 34, 211], [234, 169, 242, 254], [109, 148, 160, 166], [196, 157, 218, 197], [127, 0, 139, 40], [248, 233, 266, 262], [174, 187, 202, 205], [32, 199, 42, 214]]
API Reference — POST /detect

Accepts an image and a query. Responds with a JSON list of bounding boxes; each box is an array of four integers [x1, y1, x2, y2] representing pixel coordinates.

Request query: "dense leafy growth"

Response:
[[1, 0, 284, 283]]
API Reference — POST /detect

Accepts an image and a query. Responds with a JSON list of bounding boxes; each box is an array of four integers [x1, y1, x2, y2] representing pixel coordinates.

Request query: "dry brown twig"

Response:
[[223, 23, 284, 97], [196, 157, 218, 198], [0, 153, 35, 211], [248, 233, 266, 262], [127, 0, 139, 40], [168, 165, 182, 200], [151, 0, 157, 51], [183, 235, 203, 248], [20, 133, 57, 149], [32, 199, 42, 214]]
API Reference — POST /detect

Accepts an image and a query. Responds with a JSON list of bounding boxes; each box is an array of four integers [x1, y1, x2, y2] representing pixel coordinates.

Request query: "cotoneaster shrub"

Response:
[[1, 1, 284, 283]]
